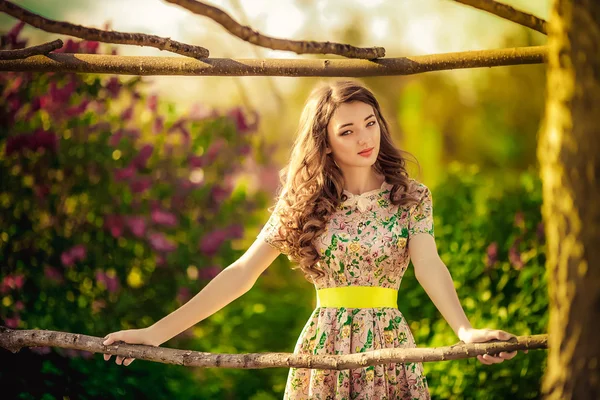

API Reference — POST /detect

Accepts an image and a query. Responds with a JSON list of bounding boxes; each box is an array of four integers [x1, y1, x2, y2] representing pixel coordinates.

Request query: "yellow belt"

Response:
[[316, 286, 398, 308]]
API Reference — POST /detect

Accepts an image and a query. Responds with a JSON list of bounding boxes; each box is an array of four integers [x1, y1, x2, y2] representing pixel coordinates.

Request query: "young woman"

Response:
[[103, 80, 524, 399]]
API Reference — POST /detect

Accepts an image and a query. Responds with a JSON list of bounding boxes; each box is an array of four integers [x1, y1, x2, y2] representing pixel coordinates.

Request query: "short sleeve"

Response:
[[257, 198, 289, 255], [408, 183, 435, 240]]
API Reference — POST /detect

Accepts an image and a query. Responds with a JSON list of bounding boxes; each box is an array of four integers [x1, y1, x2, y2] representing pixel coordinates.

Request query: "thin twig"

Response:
[[0, 326, 547, 369], [0, 45, 547, 76], [0, 0, 210, 58], [163, 0, 384, 59], [452, 0, 547, 34], [0, 38, 62, 60]]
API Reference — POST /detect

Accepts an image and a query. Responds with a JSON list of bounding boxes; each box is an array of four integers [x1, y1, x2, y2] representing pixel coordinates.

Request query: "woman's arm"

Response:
[[149, 237, 282, 345], [408, 234, 473, 340]]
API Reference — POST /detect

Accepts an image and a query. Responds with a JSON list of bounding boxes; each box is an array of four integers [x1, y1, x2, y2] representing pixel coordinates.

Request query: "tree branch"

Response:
[[0, 45, 546, 76], [0, 326, 547, 369], [452, 0, 547, 35], [0, 38, 62, 60], [163, 0, 384, 59], [0, 0, 210, 58]]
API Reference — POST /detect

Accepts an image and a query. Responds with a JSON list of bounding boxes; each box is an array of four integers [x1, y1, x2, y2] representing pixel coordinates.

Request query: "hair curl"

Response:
[[268, 80, 423, 283]]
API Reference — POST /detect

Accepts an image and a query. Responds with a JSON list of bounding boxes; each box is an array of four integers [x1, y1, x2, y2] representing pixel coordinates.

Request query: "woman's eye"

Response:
[[341, 130, 351, 136], [367, 121, 376, 127]]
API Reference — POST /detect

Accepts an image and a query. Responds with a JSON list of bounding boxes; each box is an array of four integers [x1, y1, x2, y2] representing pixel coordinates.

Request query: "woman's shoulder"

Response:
[[407, 177, 429, 193]]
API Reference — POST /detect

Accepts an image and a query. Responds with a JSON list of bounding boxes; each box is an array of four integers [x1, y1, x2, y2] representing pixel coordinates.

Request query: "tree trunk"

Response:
[[540, 0, 600, 399]]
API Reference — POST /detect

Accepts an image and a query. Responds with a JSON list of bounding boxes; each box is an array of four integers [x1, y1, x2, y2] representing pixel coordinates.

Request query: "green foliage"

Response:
[[400, 164, 547, 400], [1, 25, 547, 400]]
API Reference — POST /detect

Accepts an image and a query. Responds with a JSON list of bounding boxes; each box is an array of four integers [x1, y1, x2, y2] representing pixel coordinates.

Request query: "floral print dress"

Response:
[[257, 178, 434, 400]]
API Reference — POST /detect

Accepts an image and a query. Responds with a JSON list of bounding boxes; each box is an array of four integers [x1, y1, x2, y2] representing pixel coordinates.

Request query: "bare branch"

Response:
[[0, 45, 546, 76], [0, 327, 547, 369], [453, 0, 547, 35], [0, 38, 62, 60], [163, 0, 384, 59], [0, 0, 210, 58]]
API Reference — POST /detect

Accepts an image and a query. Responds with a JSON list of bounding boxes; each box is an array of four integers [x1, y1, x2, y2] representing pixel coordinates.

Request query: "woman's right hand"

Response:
[[102, 327, 159, 366]]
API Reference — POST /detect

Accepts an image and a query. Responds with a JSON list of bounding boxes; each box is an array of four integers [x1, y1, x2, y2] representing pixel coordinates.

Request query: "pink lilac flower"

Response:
[[211, 184, 231, 204], [147, 232, 177, 253], [508, 237, 524, 270], [129, 176, 152, 193], [188, 154, 205, 168], [151, 208, 178, 227], [95, 270, 120, 293], [104, 214, 124, 238], [4, 315, 20, 328], [125, 216, 146, 238], [199, 229, 229, 257], [176, 287, 191, 304], [44, 265, 64, 284], [121, 106, 133, 121], [153, 117, 164, 134], [5, 129, 59, 156], [132, 144, 153, 170], [70, 245, 87, 261], [147, 94, 158, 113], [113, 164, 135, 181], [106, 77, 121, 98], [206, 138, 226, 163], [486, 242, 498, 268]]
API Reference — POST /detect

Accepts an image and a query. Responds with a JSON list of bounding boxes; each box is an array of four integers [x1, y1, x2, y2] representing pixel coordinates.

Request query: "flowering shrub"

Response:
[[0, 22, 261, 350]]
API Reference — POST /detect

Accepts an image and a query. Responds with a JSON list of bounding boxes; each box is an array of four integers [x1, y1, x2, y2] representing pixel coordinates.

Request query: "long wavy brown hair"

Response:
[[268, 80, 423, 283]]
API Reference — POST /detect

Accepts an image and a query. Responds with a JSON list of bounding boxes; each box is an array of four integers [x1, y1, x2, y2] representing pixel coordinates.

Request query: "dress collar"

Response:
[[342, 180, 390, 212]]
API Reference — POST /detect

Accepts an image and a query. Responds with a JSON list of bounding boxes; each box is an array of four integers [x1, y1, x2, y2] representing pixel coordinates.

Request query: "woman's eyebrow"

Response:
[[337, 114, 375, 130]]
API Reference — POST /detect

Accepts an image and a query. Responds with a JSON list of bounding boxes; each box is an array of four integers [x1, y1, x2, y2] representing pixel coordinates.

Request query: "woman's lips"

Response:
[[358, 148, 374, 157]]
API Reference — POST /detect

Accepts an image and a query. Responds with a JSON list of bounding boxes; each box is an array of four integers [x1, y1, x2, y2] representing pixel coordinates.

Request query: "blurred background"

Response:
[[1, 0, 549, 399]]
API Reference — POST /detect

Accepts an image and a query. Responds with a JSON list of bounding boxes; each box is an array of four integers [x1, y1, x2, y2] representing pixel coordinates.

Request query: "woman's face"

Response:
[[326, 101, 380, 169]]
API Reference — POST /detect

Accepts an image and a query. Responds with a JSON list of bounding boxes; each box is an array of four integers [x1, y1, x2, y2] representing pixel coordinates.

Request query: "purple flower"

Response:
[[211, 184, 231, 204], [104, 215, 124, 238], [151, 209, 178, 227], [65, 98, 90, 117], [227, 224, 244, 239], [121, 106, 133, 121], [4, 21, 27, 49], [148, 232, 177, 253], [132, 144, 153, 170], [206, 138, 226, 163], [199, 229, 229, 257], [81, 41, 99, 54], [95, 270, 120, 293], [113, 164, 135, 181], [508, 237, 524, 270], [188, 155, 205, 168], [4, 316, 21, 328], [108, 130, 124, 147], [147, 94, 158, 113], [176, 287, 192, 304], [1, 274, 25, 294], [5, 129, 59, 156], [44, 266, 64, 284], [129, 176, 152, 194], [106, 77, 121, 98], [153, 117, 164, 134], [125, 216, 146, 238], [49, 79, 76, 104], [486, 242, 498, 268]]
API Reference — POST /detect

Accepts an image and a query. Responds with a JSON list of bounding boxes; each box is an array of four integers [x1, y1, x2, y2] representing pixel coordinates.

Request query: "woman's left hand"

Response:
[[459, 328, 528, 365]]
